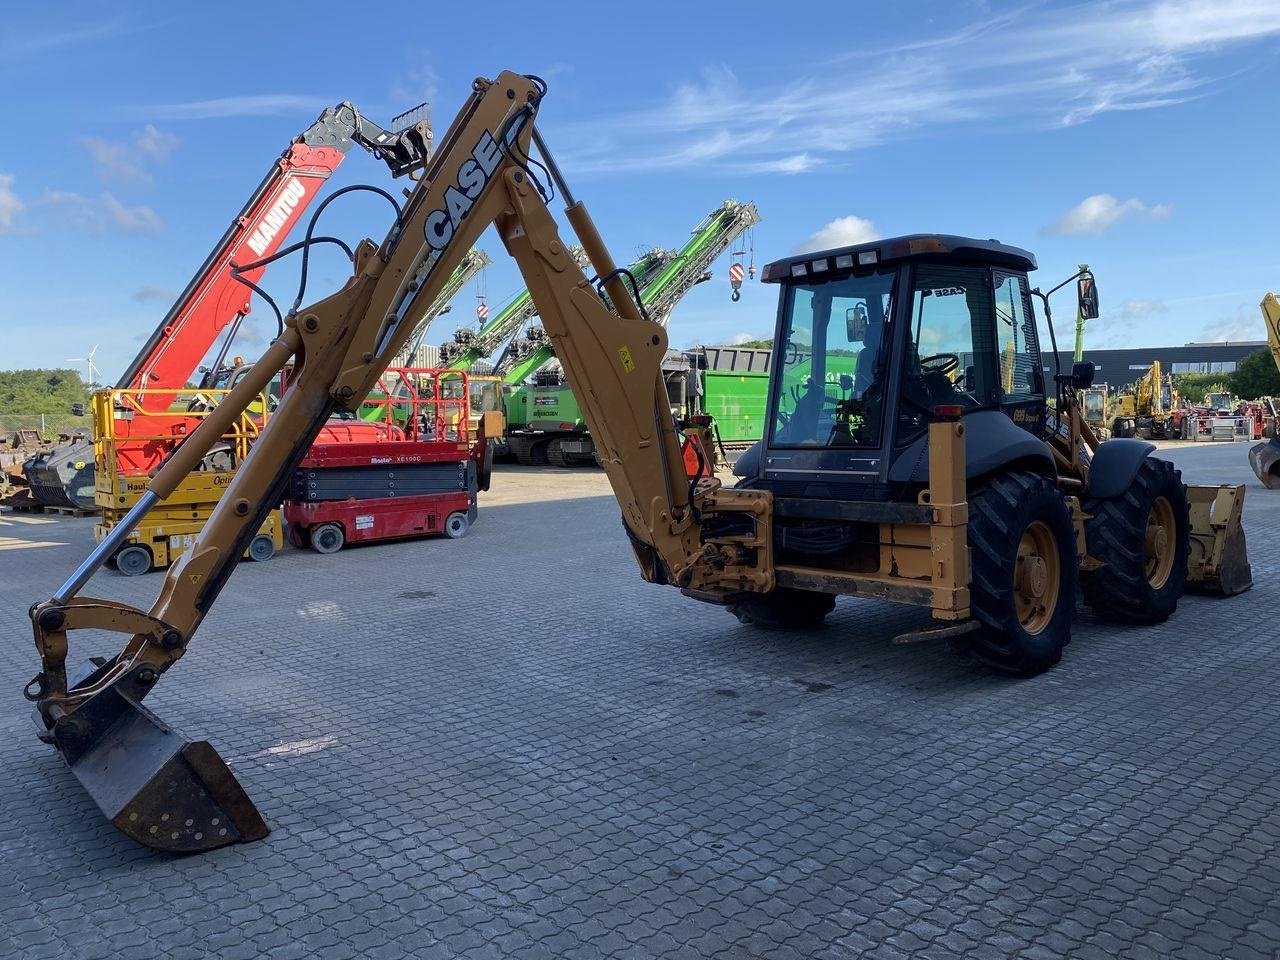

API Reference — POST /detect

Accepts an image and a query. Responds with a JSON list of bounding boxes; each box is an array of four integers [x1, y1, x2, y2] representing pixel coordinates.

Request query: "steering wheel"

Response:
[[919, 353, 960, 377]]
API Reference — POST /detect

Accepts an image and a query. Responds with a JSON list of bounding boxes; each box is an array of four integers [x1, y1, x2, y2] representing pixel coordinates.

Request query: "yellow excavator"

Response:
[[1248, 293, 1280, 485], [23, 71, 1253, 853], [1111, 360, 1179, 440]]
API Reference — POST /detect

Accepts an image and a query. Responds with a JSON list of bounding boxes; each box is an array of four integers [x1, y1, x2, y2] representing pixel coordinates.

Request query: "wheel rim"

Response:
[[1145, 496, 1176, 589], [1014, 521, 1060, 636], [118, 548, 150, 575]]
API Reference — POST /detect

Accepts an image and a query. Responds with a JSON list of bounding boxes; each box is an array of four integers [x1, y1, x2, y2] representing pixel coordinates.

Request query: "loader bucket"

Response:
[[1185, 484, 1253, 596], [1248, 437, 1280, 488], [46, 660, 268, 854]]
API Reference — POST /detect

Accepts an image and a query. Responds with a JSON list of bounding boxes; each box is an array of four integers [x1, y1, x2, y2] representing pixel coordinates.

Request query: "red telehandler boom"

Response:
[[22, 102, 433, 510]]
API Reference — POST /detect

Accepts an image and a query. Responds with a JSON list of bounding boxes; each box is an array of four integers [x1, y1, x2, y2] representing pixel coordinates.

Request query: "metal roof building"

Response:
[[1044, 341, 1264, 387]]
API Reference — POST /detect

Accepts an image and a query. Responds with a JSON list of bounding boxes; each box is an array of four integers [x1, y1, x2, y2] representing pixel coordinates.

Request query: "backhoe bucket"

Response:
[[46, 661, 268, 854], [1185, 485, 1253, 596], [1248, 437, 1280, 488]]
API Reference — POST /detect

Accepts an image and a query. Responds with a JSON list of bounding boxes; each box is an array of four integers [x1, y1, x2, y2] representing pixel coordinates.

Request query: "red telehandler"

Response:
[[22, 101, 432, 510]]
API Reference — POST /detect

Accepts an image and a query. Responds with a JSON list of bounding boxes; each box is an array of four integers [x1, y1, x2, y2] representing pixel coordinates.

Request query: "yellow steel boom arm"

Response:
[[27, 72, 772, 747]]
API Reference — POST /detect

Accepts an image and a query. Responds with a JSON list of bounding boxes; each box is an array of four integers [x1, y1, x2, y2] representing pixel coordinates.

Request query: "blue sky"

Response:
[[2, 0, 1279, 384]]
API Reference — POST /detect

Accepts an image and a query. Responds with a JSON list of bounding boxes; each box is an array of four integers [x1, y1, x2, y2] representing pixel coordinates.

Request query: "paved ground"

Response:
[[1, 445, 1278, 960]]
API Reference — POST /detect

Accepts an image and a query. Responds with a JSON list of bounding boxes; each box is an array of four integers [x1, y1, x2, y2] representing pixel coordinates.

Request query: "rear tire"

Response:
[[963, 472, 1075, 676], [728, 587, 835, 629], [114, 544, 153, 577], [444, 511, 470, 539], [1081, 457, 1188, 624], [248, 534, 276, 562], [311, 523, 345, 554]]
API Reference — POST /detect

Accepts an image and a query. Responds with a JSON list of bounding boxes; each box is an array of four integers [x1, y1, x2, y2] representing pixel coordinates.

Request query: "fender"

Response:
[[888, 409, 1056, 484], [1085, 438, 1155, 499], [733, 439, 763, 479]]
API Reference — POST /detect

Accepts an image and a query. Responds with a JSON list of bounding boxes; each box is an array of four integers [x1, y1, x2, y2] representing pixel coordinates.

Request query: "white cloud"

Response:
[[1113, 298, 1169, 321], [739, 154, 821, 175], [1048, 194, 1173, 235], [1202, 304, 1264, 343], [0, 174, 24, 234], [41, 191, 164, 235], [83, 124, 180, 186], [143, 95, 322, 121], [795, 215, 879, 253], [557, 0, 1280, 175]]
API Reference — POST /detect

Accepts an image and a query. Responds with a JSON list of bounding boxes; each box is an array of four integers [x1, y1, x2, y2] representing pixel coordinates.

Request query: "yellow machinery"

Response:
[[23, 71, 1252, 853], [1081, 384, 1110, 439], [1248, 293, 1280, 484], [1112, 360, 1179, 439], [93, 387, 283, 575]]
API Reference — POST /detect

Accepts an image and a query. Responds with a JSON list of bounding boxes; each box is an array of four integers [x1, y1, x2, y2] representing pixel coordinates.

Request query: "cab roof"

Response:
[[761, 234, 1037, 283]]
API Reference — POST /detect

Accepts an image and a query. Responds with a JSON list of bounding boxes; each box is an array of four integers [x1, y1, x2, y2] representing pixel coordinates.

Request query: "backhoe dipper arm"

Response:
[[26, 73, 771, 853]]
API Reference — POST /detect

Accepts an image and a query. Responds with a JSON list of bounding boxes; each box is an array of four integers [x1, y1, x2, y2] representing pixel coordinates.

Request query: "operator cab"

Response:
[[740, 234, 1050, 500]]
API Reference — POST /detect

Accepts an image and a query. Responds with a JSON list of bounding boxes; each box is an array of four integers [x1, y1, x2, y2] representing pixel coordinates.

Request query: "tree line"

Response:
[[0, 369, 91, 415]]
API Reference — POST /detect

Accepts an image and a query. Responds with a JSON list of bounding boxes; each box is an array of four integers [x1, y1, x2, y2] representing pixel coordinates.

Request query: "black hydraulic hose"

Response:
[[292, 185, 402, 317], [230, 235, 356, 339]]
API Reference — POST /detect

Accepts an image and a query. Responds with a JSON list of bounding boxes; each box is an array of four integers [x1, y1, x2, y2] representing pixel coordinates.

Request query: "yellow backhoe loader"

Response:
[[23, 71, 1253, 854], [1248, 293, 1280, 485]]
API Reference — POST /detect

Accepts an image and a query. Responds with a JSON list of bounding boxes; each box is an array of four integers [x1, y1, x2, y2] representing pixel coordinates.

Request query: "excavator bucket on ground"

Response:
[[40, 659, 267, 854], [1185, 484, 1253, 596], [1248, 438, 1280, 488]]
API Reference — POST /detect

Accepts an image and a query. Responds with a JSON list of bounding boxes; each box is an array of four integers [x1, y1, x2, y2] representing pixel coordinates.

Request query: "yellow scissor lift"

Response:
[[93, 387, 283, 575]]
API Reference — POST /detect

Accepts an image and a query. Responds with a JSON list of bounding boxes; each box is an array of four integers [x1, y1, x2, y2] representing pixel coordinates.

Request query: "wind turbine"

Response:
[[66, 344, 101, 387]]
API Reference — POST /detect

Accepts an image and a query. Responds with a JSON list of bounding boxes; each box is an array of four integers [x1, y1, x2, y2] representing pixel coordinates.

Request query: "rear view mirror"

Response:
[[845, 305, 869, 342], [1077, 273, 1099, 320], [1071, 360, 1096, 389]]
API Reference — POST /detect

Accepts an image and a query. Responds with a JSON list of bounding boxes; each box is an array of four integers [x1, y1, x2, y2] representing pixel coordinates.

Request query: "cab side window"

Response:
[[994, 272, 1042, 400]]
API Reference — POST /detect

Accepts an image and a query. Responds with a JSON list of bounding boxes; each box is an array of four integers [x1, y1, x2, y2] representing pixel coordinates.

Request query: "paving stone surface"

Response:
[[1, 447, 1277, 959]]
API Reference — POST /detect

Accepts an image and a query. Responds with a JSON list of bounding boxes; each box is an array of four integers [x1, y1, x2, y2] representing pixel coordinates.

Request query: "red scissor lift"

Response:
[[284, 369, 490, 553]]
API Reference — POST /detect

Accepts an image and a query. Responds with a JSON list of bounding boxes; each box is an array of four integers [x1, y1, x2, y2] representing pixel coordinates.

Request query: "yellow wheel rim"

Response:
[[1014, 520, 1060, 636], [1145, 496, 1176, 589]]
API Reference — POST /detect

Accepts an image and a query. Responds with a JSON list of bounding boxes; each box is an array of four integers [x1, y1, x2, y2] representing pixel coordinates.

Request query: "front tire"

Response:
[[964, 472, 1075, 676], [1081, 457, 1188, 623], [728, 587, 835, 629], [444, 511, 470, 539], [248, 534, 276, 562], [311, 523, 345, 554], [114, 544, 153, 577]]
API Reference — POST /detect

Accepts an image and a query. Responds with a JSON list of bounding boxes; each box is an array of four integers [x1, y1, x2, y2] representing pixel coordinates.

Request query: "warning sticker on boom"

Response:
[[618, 346, 635, 373]]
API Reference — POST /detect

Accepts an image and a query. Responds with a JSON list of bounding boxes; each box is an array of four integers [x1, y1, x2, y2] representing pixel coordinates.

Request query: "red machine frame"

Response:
[[284, 369, 488, 552]]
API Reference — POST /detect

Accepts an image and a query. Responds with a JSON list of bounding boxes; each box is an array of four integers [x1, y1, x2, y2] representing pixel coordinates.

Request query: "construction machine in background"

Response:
[[286, 369, 493, 552], [1248, 292, 1280, 485], [500, 200, 762, 465], [1111, 360, 1181, 439], [23, 71, 1252, 855], [1081, 384, 1110, 440], [669, 346, 773, 465], [22, 101, 433, 511]]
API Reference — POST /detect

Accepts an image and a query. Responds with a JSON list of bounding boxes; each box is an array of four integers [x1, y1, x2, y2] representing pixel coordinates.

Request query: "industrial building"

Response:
[[1046, 340, 1264, 387]]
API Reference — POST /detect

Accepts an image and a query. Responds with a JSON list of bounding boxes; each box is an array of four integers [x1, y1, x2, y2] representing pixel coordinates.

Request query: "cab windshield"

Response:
[[770, 269, 896, 447]]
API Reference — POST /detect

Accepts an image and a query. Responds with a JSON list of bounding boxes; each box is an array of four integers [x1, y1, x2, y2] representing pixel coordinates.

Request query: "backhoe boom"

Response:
[[26, 72, 772, 853]]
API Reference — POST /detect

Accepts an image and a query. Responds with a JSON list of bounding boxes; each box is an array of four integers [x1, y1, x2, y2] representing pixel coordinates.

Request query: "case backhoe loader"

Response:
[[1248, 292, 1280, 485], [23, 71, 1252, 854]]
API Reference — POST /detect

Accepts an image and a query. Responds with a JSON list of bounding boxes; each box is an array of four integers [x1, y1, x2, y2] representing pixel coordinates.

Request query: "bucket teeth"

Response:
[[47, 661, 268, 854]]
